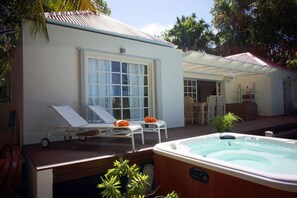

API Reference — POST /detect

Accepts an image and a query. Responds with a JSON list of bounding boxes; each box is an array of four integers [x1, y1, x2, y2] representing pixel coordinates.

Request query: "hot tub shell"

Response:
[[153, 133, 297, 198]]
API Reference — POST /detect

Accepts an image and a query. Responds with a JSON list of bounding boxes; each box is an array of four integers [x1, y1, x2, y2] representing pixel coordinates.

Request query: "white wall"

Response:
[[270, 69, 297, 114], [22, 23, 183, 144], [227, 69, 297, 116], [233, 74, 273, 116]]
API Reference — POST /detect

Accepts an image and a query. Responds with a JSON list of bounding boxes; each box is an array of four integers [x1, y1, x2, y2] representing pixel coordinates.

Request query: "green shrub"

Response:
[[98, 158, 178, 198], [209, 112, 242, 132]]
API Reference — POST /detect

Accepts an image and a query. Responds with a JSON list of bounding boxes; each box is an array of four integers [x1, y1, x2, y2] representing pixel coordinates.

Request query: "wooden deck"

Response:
[[24, 115, 297, 182], [22, 115, 297, 197]]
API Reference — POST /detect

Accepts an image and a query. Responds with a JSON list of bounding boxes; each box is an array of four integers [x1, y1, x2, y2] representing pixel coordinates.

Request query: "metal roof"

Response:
[[226, 52, 286, 70], [183, 51, 278, 78], [44, 11, 174, 47]]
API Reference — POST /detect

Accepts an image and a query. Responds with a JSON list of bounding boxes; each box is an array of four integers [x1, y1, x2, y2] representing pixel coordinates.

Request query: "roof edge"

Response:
[[45, 17, 175, 48]]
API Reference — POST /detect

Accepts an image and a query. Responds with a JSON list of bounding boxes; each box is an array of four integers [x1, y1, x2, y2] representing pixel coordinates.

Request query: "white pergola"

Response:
[[183, 51, 277, 78]]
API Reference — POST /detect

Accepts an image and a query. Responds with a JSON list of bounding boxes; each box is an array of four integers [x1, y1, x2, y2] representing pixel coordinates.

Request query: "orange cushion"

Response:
[[114, 120, 129, 127], [145, 116, 158, 122]]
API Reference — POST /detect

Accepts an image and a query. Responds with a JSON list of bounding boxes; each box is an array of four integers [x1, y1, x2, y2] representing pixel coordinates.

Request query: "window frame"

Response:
[[81, 50, 156, 121], [184, 79, 198, 103]]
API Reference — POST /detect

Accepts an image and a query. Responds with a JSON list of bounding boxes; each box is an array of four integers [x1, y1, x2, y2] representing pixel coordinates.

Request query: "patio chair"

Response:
[[197, 95, 216, 124], [206, 95, 217, 123], [216, 95, 226, 116], [41, 105, 144, 151], [184, 96, 195, 124], [87, 105, 168, 143]]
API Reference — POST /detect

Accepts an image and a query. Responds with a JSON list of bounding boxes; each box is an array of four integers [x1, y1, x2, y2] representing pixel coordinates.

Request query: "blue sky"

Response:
[[105, 0, 214, 36]]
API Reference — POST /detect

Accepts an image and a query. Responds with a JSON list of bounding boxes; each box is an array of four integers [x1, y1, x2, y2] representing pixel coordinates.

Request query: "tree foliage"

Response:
[[0, 0, 111, 80], [211, 0, 297, 69], [162, 13, 215, 53], [252, 0, 297, 69], [211, 0, 255, 55], [164, 0, 297, 69]]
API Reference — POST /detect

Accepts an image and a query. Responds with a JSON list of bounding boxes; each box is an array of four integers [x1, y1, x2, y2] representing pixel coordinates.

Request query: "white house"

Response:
[[4, 11, 297, 148], [17, 11, 184, 145]]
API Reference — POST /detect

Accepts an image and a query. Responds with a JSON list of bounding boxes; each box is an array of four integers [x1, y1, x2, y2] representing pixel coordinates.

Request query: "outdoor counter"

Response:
[[226, 103, 257, 120]]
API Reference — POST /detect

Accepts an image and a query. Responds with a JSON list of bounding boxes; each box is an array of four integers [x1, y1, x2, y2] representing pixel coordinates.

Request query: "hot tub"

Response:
[[153, 133, 297, 197]]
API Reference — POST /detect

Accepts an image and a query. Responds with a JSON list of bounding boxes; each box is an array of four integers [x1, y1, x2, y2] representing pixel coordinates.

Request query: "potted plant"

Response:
[[209, 112, 242, 132]]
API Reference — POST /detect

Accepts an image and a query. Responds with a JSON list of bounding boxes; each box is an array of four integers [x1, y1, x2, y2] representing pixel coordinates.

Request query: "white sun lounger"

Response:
[[41, 105, 144, 151], [88, 105, 168, 143]]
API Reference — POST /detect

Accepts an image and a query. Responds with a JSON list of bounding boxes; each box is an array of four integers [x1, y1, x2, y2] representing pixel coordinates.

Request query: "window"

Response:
[[83, 51, 153, 121], [184, 79, 197, 102]]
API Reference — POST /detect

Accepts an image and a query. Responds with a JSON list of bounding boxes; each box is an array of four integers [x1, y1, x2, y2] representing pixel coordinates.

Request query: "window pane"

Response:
[[123, 97, 130, 108], [113, 109, 121, 119], [99, 72, 110, 83], [144, 98, 148, 107], [112, 73, 121, 84], [144, 108, 148, 117], [144, 76, 148, 85], [88, 71, 98, 83], [99, 98, 112, 108], [130, 86, 139, 96], [122, 63, 128, 73], [88, 58, 98, 70], [130, 64, 139, 74], [113, 98, 121, 108], [122, 86, 129, 96], [112, 85, 121, 96], [88, 97, 99, 105], [123, 109, 131, 119], [112, 61, 120, 72], [131, 97, 139, 107], [144, 87, 148, 96], [99, 60, 109, 71], [89, 85, 99, 96], [131, 75, 139, 85], [140, 64, 147, 75], [130, 109, 140, 119], [99, 85, 110, 96], [122, 74, 129, 84]]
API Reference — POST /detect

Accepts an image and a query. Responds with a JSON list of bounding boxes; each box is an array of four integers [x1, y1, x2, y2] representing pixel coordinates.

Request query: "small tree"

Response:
[[98, 158, 179, 198], [209, 112, 242, 132]]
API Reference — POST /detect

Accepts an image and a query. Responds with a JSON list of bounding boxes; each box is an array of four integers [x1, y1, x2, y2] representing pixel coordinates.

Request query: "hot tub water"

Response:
[[182, 138, 297, 175]]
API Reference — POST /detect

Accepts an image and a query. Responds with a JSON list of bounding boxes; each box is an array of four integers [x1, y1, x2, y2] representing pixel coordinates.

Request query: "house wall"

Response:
[[270, 69, 297, 114], [230, 74, 273, 116], [227, 70, 297, 116], [21, 23, 183, 145], [224, 79, 237, 103]]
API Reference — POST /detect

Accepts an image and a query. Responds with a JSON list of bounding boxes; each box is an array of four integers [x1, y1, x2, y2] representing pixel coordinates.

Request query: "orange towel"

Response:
[[145, 116, 158, 122], [114, 120, 129, 127]]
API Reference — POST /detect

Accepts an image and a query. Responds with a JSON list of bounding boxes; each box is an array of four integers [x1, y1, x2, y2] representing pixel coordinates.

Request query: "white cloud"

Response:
[[140, 23, 173, 37]]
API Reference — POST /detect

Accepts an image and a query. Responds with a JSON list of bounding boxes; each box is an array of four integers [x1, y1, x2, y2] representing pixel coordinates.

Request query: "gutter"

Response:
[[46, 18, 175, 48]]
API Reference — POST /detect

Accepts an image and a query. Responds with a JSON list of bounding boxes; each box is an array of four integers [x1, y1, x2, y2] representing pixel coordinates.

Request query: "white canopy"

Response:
[[183, 51, 277, 78]]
